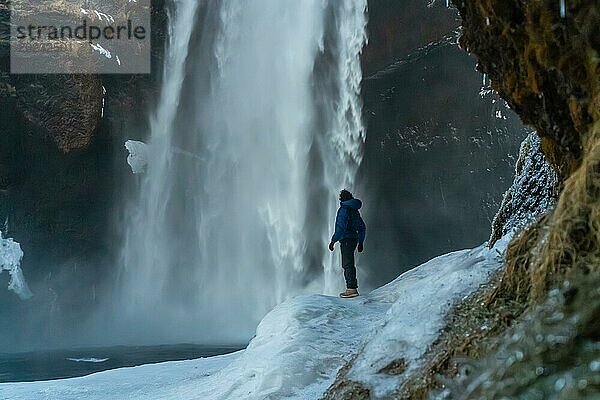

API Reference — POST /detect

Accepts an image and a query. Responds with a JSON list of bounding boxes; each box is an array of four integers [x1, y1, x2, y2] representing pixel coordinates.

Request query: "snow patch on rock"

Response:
[[125, 140, 149, 174], [489, 132, 559, 245], [0, 231, 32, 299]]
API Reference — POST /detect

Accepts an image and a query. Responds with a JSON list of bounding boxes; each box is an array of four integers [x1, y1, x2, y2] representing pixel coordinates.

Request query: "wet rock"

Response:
[[452, 0, 600, 178], [14, 75, 103, 152]]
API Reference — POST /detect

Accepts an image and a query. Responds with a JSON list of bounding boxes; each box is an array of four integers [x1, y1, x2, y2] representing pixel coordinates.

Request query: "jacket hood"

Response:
[[341, 198, 362, 210]]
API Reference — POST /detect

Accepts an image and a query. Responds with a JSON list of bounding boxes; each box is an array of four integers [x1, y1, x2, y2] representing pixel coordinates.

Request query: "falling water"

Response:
[[113, 0, 367, 345]]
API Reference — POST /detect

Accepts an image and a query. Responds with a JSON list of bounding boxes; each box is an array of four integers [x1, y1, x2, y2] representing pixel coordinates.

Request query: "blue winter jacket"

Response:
[[331, 198, 366, 244]]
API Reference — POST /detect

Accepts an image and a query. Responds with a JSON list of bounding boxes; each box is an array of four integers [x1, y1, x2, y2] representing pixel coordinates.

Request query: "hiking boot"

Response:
[[339, 288, 359, 298]]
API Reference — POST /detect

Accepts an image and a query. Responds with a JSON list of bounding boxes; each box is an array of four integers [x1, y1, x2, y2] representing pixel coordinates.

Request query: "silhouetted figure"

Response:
[[328, 189, 366, 298]]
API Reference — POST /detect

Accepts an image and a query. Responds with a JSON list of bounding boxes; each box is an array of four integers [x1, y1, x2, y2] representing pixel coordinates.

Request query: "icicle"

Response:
[[479, 73, 494, 98], [90, 43, 112, 59], [560, 0, 566, 18], [101, 86, 106, 118]]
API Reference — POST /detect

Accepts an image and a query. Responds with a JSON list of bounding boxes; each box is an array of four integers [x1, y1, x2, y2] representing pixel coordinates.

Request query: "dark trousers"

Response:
[[340, 238, 358, 289]]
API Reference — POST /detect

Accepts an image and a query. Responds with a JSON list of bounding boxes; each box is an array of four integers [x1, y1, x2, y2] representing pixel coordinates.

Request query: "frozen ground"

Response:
[[1, 352, 243, 400], [1, 239, 507, 400]]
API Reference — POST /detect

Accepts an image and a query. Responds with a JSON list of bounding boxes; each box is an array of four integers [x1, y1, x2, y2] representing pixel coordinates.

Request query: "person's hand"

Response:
[[358, 242, 364, 253], [328, 242, 335, 252]]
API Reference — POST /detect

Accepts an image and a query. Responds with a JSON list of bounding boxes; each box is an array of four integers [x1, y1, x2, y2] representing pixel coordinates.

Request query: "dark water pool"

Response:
[[0, 344, 244, 383]]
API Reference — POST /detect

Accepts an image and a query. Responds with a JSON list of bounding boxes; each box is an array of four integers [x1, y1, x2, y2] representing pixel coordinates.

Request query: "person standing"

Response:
[[328, 189, 366, 298]]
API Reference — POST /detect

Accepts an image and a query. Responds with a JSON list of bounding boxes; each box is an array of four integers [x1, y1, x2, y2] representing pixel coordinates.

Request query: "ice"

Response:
[[80, 7, 115, 23], [101, 86, 106, 118], [348, 243, 504, 398], [124, 140, 206, 174], [0, 231, 32, 299], [490, 133, 559, 244], [90, 43, 112, 59], [1, 239, 506, 399], [93, 10, 114, 23], [427, 0, 450, 7], [124, 140, 148, 174], [66, 358, 109, 363], [2, 353, 242, 400]]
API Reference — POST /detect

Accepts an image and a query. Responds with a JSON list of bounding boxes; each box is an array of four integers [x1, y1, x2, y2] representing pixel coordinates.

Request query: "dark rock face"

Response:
[[14, 75, 103, 152], [361, 0, 458, 77], [358, 0, 528, 287], [453, 0, 600, 178]]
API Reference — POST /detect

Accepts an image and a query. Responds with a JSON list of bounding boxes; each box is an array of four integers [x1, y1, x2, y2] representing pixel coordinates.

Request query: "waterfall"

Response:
[[114, 0, 367, 345]]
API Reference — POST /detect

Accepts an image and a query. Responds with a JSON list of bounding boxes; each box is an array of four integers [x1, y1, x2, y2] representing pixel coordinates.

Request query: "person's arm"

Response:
[[357, 214, 366, 244], [330, 206, 348, 244], [357, 214, 366, 252]]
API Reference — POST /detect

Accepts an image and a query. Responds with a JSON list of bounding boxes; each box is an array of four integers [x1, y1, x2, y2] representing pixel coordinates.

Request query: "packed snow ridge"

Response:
[[1, 238, 509, 399], [0, 231, 32, 299]]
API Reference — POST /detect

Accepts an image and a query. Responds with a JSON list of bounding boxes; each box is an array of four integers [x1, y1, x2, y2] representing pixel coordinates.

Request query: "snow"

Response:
[[347, 238, 508, 398], [0, 231, 32, 299], [124, 140, 149, 174], [66, 358, 109, 363], [1, 239, 508, 399], [490, 133, 559, 244], [1, 352, 242, 400], [80, 7, 115, 23], [90, 43, 112, 59]]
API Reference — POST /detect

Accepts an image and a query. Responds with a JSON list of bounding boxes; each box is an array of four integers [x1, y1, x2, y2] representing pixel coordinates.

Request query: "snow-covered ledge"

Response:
[[0, 231, 32, 299], [1, 237, 510, 399]]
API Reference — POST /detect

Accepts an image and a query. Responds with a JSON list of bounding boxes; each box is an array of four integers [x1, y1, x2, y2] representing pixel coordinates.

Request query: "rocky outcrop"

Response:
[[489, 132, 559, 246], [453, 0, 600, 298], [453, 0, 599, 179], [14, 75, 103, 152], [8, 0, 158, 152], [421, 1, 600, 397]]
